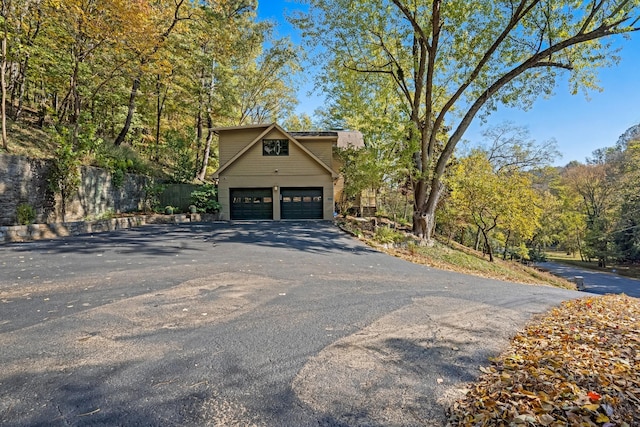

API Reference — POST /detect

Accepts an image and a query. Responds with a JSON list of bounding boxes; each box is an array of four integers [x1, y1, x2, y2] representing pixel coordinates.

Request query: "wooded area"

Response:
[[0, 0, 300, 179], [1, 0, 639, 265]]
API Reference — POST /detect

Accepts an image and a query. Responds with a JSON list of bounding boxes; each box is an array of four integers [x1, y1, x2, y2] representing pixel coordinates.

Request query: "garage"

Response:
[[230, 188, 273, 220], [281, 188, 323, 220]]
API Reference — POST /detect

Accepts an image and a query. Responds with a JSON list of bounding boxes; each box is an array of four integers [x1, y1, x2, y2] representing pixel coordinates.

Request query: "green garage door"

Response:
[[281, 188, 323, 220], [230, 188, 273, 220]]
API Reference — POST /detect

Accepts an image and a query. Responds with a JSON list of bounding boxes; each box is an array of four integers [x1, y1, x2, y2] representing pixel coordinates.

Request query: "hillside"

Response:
[[337, 217, 576, 289]]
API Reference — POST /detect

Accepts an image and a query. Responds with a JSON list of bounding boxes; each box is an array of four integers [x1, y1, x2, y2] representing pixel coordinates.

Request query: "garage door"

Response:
[[281, 188, 323, 220], [230, 188, 273, 220]]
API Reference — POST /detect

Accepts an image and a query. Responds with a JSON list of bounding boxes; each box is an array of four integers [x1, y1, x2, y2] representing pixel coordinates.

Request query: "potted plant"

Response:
[[164, 206, 174, 215]]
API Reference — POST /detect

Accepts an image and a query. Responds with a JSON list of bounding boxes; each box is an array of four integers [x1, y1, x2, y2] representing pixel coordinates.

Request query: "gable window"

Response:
[[263, 139, 289, 156]]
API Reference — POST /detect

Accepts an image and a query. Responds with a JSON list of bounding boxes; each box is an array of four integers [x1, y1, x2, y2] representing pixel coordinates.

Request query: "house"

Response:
[[212, 123, 364, 220]]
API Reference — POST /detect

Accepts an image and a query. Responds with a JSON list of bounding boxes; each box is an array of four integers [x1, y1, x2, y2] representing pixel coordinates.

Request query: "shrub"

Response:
[[48, 130, 82, 222], [374, 226, 405, 244], [16, 203, 36, 225], [93, 143, 151, 188], [190, 184, 221, 213], [143, 182, 166, 213]]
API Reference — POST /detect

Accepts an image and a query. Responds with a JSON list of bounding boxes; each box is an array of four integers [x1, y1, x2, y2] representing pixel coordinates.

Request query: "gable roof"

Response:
[[213, 123, 339, 179]]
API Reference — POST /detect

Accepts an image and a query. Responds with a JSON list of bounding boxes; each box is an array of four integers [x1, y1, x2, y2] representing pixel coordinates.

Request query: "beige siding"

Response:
[[218, 127, 269, 165], [332, 153, 345, 203], [298, 140, 333, 166], [224, 139, 328, 177]]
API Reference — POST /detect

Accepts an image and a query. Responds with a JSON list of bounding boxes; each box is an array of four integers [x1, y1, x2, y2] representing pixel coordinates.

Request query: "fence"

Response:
[[159, 184, 202, 212]]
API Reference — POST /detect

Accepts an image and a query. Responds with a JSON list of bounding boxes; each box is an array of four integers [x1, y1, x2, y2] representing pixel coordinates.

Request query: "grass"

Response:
[[545, 251, 640, 280], [337, 217, 575, 289], [3, 120, 57, 159]]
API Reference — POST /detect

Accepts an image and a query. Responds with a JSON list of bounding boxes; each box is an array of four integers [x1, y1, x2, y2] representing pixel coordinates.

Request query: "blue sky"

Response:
[[257, 1, 640, 165]]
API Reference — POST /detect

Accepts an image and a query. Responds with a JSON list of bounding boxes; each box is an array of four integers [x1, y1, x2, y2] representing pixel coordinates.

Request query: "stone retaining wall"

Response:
[[0, 153, 149, 226], [0, 213, 220, 244]]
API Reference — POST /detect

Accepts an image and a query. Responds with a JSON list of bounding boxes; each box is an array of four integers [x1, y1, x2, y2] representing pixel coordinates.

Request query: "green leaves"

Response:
[[296, 0, 640, 239]]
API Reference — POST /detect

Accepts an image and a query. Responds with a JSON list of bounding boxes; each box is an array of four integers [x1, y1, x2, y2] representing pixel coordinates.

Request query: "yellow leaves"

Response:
[[448, 294, 640, 426]]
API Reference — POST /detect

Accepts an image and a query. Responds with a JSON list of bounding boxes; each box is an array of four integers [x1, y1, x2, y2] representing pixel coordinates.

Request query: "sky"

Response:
[[256, 1, 640, 165]]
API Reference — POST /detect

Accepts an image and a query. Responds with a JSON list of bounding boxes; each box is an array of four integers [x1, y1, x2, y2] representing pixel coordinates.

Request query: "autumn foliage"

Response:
[[448, 294, 640, 426]]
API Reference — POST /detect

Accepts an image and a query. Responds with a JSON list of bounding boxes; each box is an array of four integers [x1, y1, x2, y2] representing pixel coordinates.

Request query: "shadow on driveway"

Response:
[[3, 221, 376, 257]]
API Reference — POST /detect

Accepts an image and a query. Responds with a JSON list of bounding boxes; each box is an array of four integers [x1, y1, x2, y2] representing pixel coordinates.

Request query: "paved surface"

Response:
[[537, 261, 640, 298], [0, 222, 584, 426]]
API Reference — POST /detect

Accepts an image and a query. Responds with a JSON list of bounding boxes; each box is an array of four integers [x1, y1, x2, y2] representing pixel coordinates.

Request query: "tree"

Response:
[[113, 0, 191, 146], [449, 151, 540, 261], [295, 0, 640, 240], [231, 37, 300, 125], [562, 162, 617, 267], [478, 122, 560, 173], [1, 0, 10, 151], [282, 113, 314, 131]]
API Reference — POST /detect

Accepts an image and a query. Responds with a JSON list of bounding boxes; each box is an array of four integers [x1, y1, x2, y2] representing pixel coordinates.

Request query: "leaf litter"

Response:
[[448, 294, 639, 426]]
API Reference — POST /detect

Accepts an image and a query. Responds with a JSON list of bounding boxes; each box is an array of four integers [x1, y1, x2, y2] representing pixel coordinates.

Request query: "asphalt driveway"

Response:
[[0, 222, 583, 426], [537, 261, 640, 298]]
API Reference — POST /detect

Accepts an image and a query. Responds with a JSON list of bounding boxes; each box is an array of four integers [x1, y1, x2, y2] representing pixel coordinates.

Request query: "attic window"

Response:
[[263, 139, 289, 156]]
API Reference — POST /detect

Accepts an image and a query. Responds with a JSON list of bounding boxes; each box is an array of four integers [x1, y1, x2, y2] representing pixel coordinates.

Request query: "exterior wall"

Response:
[[216, 126, 338, 220], [218, 127, 271, 165], [298, 139, 334, 166], [218, 128, 336, 171], [223, 137, 329, 177], [332, 154, 346, 205]]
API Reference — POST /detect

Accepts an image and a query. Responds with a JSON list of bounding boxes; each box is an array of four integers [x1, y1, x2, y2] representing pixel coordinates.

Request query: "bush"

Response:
[[143, 182, 166, 213], [373, 226, 405, 244], [190, 184, 221, 213], [48, 130, 82, 222], [16, 203, 36, 225], [528, 246, 547, 262], [93, 143, 151, 188]]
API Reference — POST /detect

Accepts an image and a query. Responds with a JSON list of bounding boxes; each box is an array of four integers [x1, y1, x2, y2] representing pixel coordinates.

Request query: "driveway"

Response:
[[537, 261, 640, 298], [1, 222, 582, 426]]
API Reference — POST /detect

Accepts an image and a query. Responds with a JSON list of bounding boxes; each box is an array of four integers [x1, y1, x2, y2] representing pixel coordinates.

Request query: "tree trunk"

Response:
[[114, 76, 140, 146], [69, 61, 81, 125], [1, 33, 8, 151], [154, 75, 163, 161], [411, 176, 440, 241], [503, 229, 511, 260], [197, 114, 214, 181], [458, 227, 466, 245], [195, 109, 203, 176], [13, 55, 29, 121], [481, 228, 494, 262]]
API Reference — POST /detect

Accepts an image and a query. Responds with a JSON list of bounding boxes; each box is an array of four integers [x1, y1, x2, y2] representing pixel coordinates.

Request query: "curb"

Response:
[[0, 213, 220, 244]]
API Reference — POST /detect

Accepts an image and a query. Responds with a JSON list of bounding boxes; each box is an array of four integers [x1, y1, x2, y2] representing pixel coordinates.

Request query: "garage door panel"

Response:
[[230, 189, 273, 220], [281, 188, 323, 219]]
